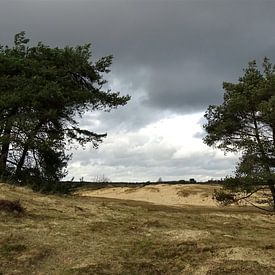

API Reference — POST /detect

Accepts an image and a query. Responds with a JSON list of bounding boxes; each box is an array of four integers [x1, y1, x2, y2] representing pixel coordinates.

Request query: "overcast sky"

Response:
[[1, 0, 275, 182]]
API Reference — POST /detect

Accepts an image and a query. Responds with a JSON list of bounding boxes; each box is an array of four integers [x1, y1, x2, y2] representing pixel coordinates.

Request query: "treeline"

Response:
[[60, 179, 224, 192]]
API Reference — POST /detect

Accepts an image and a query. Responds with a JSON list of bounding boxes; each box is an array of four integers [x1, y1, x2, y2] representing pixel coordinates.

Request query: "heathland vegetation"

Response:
[[1, 182, 275, 274]]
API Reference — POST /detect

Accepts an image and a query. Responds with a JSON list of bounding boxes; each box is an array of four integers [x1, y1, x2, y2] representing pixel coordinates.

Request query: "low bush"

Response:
[[0, 199, 24, 214]]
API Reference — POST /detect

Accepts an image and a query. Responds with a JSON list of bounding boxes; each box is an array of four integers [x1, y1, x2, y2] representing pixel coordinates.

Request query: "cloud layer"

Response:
[[1, 1, 274, 181]]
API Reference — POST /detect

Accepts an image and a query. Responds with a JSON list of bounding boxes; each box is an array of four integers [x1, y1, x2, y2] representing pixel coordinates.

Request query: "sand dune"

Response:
[[77, 184, 220, 207]]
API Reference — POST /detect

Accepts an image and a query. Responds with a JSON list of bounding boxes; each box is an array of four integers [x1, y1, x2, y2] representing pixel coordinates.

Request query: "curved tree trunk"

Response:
[[253, 115, 275, 211], [0, 126, 12, 175], [15, 145, 29, 177], [14, 121, 45, 177], [0, 108, 18, 176]]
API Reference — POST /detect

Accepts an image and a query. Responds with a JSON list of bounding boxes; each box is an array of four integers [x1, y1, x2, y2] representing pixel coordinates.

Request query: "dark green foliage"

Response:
[[212, 189, 236, 206], [204, 58, 275, 210], [0, 32, 130, 191]]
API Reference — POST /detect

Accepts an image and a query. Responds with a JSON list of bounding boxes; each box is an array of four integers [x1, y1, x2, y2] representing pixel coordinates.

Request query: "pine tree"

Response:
[[204, 59, 275, 211], [0, 32, 130, 189]]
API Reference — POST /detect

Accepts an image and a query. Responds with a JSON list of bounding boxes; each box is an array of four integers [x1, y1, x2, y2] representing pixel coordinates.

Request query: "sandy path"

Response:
[[77, 184, 220, 207]]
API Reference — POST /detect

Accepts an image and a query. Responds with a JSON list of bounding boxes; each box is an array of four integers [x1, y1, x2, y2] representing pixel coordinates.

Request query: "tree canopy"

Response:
[[204, 58, 275, 211], [0, 32, 130, 190]]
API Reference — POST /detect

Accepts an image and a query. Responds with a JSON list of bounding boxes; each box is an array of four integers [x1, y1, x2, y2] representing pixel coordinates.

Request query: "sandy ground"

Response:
[[77, 184, 220, 207]]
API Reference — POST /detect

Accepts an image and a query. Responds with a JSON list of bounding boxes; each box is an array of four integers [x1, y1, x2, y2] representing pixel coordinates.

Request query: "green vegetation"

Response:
[[0, 32, 130, 190], [0, 183, 275, 274], [204, 59, 275, 211]]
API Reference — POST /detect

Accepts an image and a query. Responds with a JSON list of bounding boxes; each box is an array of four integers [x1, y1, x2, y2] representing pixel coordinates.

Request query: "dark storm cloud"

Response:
[[1, 1, 275, 115]]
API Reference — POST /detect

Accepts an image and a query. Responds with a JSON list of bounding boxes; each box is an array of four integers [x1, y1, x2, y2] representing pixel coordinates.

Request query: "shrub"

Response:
[[0, 199, 24, 214]]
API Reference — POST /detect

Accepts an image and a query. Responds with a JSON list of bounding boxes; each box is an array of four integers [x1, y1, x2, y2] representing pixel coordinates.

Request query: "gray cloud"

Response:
[[2, 1, 275, 112], [68, 144, 237, 182]]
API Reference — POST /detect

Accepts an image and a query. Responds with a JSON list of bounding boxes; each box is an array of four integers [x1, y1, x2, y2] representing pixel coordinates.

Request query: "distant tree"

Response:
[[204, 58, 275, 211], [157, 177, 163, 183], [94, 174, 110, 184], [0, 32, 130, 190]]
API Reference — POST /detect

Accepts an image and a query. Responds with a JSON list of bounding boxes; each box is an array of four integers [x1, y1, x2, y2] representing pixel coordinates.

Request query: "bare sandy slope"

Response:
[[77, 184, 220, 207]]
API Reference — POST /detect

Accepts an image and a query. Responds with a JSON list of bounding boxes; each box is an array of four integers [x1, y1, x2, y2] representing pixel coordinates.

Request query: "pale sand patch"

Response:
[[165, 229, 211, 242], [77, 184, 219, 207], [216, 247, 275, 267], [182, 246, 275, 275]]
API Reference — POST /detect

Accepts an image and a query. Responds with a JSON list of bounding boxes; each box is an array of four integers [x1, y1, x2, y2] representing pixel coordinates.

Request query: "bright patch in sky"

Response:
[[67, 112, 237, 182]]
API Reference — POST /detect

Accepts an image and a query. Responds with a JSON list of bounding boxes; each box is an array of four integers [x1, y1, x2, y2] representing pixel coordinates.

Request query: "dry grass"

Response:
[[0, 182, 275, 274]]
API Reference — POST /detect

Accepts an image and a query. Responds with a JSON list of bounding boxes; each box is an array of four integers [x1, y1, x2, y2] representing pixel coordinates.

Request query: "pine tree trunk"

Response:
[[15, 121, 44, 177], [254, 117, 275, 211], [0, 127, 12, 175], [270, 126, 275, 211], [15, 145, 29, 177], [0, 108, 18, 176]]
